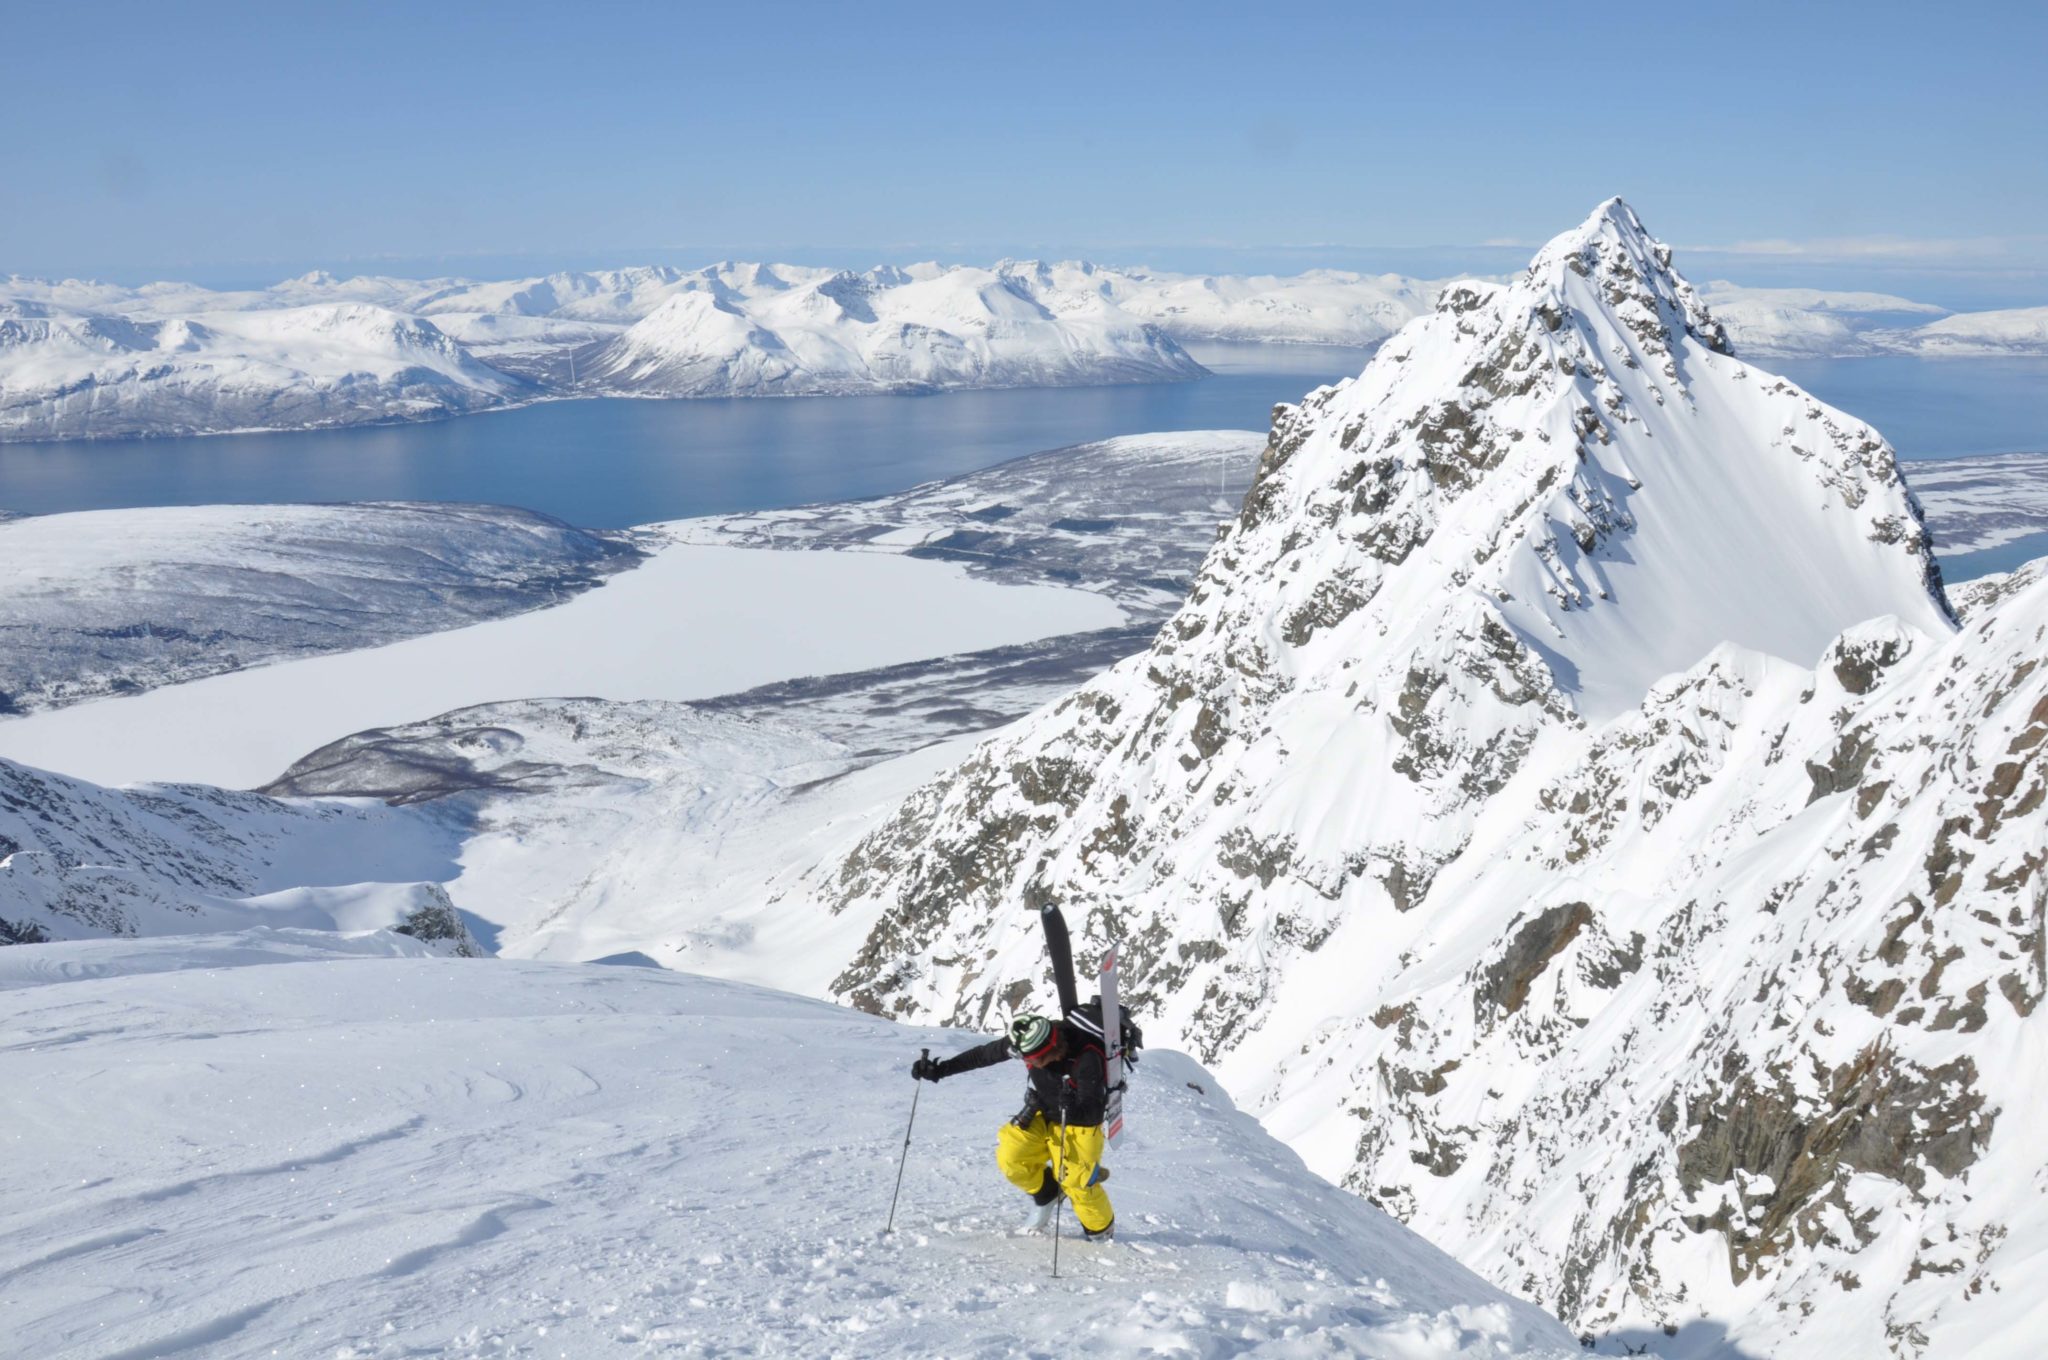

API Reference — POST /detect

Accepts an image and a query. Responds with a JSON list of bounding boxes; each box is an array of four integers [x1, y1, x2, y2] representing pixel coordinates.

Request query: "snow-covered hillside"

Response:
[[1700, 283, 2048, 360], [0, 941, 1581, 1359], [1903, 304, 2048, 355], [0, 751, 468, 948], [1698, 283, 1947, 357], [0, 303, 526, 440], [795, 201, 2048, 1354], [0, 502, 646, 713], [673, 429, 1269, 622]]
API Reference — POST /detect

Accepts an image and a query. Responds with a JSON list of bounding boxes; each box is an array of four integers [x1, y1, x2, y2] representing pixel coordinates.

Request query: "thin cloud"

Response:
[[1680, 234, 2048, 267]]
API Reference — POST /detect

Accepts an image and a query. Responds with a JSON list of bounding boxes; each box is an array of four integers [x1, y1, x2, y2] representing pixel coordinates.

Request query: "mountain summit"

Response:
[[805, 202, 2046, 1353], [822, 196, 1956, 1024]]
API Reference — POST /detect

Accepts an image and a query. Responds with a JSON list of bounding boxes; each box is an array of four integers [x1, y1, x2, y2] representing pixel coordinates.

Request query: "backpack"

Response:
[[1063, 996, 1144, 1066]]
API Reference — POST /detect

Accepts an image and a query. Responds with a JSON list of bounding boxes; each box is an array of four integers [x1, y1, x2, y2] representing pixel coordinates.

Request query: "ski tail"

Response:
[[1040, 903, 1080, 1016], [1099, 946, 1127, 1143]]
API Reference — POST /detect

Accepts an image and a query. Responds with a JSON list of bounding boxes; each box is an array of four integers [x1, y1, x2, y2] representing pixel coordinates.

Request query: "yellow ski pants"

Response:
[[997, 1114, 1112, 1232]]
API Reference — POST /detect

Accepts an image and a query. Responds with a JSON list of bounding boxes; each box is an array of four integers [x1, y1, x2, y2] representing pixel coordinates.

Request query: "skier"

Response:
[[910, 1012, 1115, 1240]]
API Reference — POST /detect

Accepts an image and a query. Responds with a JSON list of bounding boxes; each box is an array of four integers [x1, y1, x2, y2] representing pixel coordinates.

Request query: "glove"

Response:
[[911, 1055, 942, 1083]]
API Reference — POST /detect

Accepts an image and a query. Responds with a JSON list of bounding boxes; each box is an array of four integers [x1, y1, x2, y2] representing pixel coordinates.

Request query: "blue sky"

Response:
[[7, 0, 2045, 305]]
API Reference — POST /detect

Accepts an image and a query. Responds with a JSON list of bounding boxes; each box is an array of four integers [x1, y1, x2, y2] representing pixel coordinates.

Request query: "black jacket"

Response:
[[931, 1026, 1110, 1127]]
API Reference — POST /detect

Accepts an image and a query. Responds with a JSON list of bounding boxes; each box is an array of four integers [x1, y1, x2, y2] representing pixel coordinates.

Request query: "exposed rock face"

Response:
[[393, 885, 488, 958], [802, 203, 2048, 1354]]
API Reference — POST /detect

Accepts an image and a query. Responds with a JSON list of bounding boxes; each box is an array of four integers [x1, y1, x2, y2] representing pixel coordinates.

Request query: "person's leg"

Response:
[[995, 1115, 1057, 1201], [1054, 1123, 1113, 1233]]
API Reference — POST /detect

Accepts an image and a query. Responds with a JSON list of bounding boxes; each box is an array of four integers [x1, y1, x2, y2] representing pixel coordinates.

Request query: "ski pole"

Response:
[[1051, 1097, 1068, 1278], [882, 1048, 928, 1237]]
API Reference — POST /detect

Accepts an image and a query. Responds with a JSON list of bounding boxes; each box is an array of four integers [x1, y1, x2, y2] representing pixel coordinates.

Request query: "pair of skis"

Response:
[[1040, 904, 1128, 1143]]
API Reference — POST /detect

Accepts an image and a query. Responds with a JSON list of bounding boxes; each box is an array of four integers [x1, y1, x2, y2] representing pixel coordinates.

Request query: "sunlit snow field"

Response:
[[0, 942, 1580, 1359]]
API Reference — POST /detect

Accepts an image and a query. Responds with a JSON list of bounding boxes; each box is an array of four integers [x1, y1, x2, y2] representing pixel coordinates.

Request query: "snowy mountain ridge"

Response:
[[8, 250, 2043, 439], [0, 263, 1206, 439], [0, 301, 524, 440], [797, 201, 2048, 1355], [578, 263, 1204, 396]]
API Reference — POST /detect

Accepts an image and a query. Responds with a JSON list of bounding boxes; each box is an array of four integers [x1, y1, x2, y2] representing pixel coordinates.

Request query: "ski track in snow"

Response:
[[0, 943, 1577, 1359]]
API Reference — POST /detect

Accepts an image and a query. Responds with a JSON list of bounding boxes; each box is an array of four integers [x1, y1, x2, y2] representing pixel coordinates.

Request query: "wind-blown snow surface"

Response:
[[799, 202, 2048, 1355], [0, 943, 1580, 1359], [0, 536, 1121, 789], [0, 502, 646, 713]]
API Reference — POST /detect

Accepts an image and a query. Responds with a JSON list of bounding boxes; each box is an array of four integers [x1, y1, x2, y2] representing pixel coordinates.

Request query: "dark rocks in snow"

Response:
[[1673, 1047, 1993, 1283], [1477, 902, 1595, 1021], [394, 887, 486, 958]]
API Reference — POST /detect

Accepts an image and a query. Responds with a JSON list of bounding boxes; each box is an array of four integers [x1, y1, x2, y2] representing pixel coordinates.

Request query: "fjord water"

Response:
[[0, 347, 1370, 527], [0, 348, 2040, 530]]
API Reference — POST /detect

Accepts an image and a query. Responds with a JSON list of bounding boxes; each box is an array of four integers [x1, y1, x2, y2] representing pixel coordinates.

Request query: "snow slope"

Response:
[[0, 538, 1123, 789], [1901, 304, 2048, 355], [0, 502, 646, 713], [0, 941, 1581, 1359], [800, 202, 2046, 1355], [267, 696, 937, 975], [0, 751, 467, 948]]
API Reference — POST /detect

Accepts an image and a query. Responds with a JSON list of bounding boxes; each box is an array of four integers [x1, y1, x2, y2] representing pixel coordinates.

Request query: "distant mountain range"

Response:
[[5, 255, 2040, 442]]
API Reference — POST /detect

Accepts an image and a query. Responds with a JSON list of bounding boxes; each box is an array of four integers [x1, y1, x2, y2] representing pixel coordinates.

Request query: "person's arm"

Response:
[[911, 1036, 1012, 1081]]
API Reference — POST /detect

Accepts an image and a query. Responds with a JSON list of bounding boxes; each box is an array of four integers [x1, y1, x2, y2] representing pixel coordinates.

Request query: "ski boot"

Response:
[[1016, 1169, 1062, 1235]]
